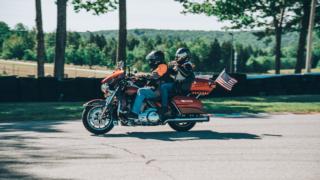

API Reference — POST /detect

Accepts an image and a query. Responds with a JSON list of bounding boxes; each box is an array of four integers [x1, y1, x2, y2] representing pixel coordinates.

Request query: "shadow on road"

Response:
[[0, 120, 65, 133], [0, 120, 66, 179], [0, 161, 61, 180], [0, 134, 62, 180], [101, 130, 261, 141]]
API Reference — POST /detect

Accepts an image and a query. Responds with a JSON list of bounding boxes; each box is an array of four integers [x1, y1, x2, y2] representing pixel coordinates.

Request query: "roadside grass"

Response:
[[0, 95, 319, 121], [0, 102, 83, 121], [267, 68, 320, 74], [203, 95, 320, 114]]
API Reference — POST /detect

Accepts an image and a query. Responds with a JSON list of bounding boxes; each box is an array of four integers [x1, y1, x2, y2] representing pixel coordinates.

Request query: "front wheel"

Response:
[[82, 106, 114, 135], [168, 122, 196, 132]]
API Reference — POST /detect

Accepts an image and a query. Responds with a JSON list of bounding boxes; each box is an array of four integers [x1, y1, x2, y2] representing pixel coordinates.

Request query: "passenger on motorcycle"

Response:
[[160, 47, 195, 116], [128, 50, 173, 119]]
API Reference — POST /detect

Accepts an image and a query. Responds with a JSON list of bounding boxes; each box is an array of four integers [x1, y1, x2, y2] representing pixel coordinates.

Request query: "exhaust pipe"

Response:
[[165, 116, 210, 123]]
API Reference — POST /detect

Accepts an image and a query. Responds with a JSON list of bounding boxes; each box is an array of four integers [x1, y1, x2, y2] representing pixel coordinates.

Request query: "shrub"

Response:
[[246, 56, 273, 73], [23, 49, 36, 60]]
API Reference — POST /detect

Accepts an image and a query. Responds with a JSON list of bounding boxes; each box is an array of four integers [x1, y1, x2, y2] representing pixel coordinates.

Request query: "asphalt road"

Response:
[[1, 114, 320, 180]]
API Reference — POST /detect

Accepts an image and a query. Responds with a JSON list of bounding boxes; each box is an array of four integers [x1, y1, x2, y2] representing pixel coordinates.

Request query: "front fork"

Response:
[[98, 87, 119, 120]]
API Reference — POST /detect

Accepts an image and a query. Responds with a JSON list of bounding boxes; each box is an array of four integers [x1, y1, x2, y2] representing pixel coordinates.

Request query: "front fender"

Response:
[[83, 99, 105, 107]]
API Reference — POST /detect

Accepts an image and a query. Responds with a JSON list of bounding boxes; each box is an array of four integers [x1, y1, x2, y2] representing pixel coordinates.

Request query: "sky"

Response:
[[0, 0, 230, 32]]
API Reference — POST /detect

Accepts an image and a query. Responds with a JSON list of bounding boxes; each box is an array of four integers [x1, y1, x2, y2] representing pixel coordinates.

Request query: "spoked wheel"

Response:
[[168, 122, 196, 132], [82, 106, 114, 135]]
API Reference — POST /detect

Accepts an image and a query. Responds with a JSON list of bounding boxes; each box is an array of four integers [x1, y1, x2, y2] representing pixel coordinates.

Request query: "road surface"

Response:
[[1, 114, 320, 180]]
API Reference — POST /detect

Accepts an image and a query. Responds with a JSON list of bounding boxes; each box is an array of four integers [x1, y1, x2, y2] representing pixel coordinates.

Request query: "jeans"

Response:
[[132, 87, 158, 115], [160, 82, 174, 109]]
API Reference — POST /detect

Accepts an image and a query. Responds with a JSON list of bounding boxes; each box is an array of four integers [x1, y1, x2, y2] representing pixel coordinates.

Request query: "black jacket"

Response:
[[168, 61, 195, 94]]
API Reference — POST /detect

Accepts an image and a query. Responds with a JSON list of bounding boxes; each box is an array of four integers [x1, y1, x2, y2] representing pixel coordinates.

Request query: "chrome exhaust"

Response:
[[165, 116, 210, 123]]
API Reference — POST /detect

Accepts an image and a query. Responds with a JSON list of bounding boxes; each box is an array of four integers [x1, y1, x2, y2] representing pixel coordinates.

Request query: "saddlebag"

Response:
[[172, 96, 206, 114]]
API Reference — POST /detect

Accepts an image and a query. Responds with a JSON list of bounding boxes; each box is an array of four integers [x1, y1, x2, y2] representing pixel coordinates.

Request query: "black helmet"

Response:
[[146, 50, 165, 69], [175, 47, 191, 64]]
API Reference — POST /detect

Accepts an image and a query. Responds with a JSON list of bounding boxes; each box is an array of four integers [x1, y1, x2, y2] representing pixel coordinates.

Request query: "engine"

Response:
[[135, 108, 160, 125]]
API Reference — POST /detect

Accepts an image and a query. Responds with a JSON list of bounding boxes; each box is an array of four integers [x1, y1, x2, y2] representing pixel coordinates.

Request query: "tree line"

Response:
[[1, 21, 320, 74]]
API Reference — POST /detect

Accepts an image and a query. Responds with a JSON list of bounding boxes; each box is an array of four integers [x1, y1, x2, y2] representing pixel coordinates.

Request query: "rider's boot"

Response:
[[127, 112, 138, 119], [160, 106, 170, 122]]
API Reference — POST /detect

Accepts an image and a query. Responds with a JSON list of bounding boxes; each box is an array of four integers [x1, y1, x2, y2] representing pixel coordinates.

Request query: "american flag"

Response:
[[215, 69, 238, 91]]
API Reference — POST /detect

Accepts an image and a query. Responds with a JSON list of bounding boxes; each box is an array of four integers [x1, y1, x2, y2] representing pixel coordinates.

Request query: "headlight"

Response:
[[101, 83, 109, 93]]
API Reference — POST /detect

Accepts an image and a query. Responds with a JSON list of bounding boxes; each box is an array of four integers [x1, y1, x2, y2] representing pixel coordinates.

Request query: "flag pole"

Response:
[[215, 68, 225, 82]]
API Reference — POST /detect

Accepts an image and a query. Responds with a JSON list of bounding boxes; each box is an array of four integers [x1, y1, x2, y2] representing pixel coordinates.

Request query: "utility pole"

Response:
[[305, 0, 317, 73]]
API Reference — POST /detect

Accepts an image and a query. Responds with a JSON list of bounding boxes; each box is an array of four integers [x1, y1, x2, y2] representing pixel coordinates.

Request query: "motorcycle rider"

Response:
[[160, 47, 195, 116], [128, 50, 173, 119]]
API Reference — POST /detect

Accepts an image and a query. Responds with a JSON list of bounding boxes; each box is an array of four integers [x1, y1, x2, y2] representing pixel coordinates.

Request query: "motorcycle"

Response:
[[82, 65, 216, 135]]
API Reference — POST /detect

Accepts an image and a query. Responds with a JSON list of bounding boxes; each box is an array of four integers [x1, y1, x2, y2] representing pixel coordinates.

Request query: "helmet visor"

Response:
[[176, 52, 188, 59]]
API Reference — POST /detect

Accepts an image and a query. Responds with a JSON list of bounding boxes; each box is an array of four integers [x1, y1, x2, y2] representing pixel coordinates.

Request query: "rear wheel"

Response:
[[82, 106, 114, 135], [168, 122, 196, 132]]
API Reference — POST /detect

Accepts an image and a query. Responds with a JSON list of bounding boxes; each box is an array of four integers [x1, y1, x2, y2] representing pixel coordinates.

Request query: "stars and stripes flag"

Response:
[[215, 69, 238, 91]]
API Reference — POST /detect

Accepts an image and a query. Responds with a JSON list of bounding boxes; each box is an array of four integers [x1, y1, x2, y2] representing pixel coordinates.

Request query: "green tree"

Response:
[[103, 37, 117, 65], [0, 21, 11, 54], [154, 35, 163, 45], [23, 49, 36, 60], [220, 41, 233, 72], [65, 45, 77, 64], [14, 23, 28, 32], [236, 45, 251, 72], [74, 46, 86, 65], [189, 39, 210, 71], [312, 40, 320, 68], [2, 35, 28, 59], [95, 35, 107, 50], [2, 23, 35, 60], [72, 0, 127, 69], [83, 43, 105, 68], [207, 38, 221, 72], [246, 56, 270, 73], [67, 31, 81, 49], [88, 33, 106, 49], [127, 35, 140, 51], [141, 36, 154, 54], [45, 33, 56, 47], [13, 23, 35, 49], [89, 33, 95, 44], [46, 47, 55, 63], [177, 0, 298, 74]]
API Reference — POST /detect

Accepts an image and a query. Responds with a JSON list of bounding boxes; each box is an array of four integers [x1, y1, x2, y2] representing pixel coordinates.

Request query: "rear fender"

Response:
[[83, 99, 105, 107]]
